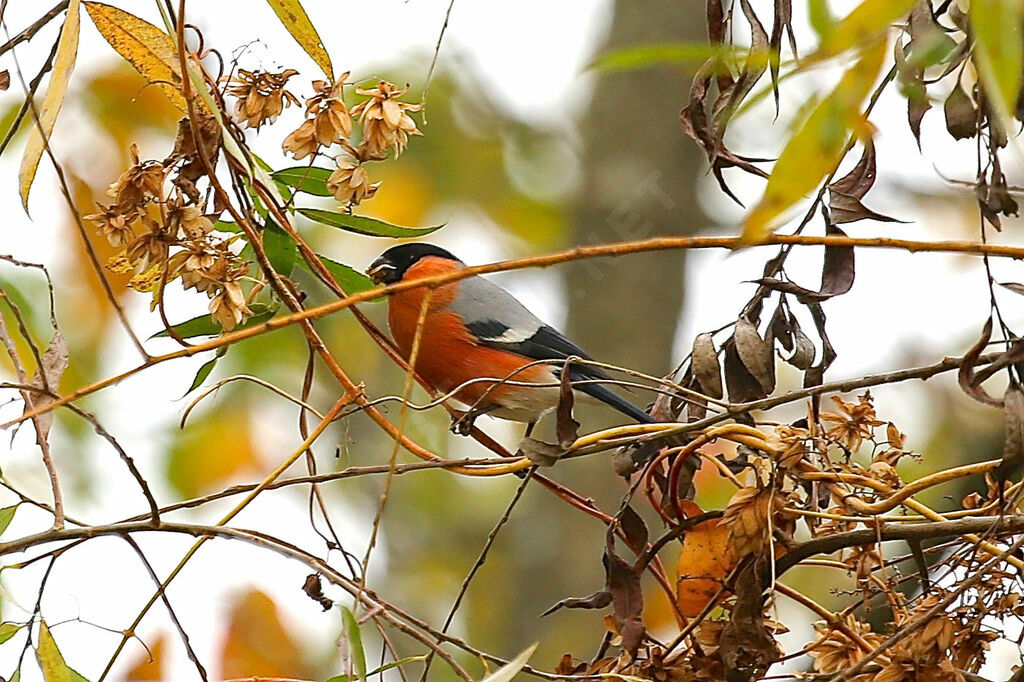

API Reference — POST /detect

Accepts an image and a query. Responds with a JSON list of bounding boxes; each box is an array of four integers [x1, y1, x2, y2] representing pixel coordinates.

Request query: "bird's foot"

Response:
[[450, 406, 495, 436]]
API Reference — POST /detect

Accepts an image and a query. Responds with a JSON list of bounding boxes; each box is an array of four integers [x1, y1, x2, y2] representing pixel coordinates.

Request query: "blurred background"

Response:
[[0, 0, 1021, 679]]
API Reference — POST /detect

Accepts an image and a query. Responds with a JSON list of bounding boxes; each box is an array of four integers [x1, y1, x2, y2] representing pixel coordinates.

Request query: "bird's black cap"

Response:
[[366, 243, 460, 284]]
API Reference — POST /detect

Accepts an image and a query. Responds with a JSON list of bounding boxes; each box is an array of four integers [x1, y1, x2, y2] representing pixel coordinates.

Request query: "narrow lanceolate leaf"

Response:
[[83, 2, 187, 112], [296, 253, 376, 296], [36, 621, 75, 682], [970, 0, 1024, 121], [265, 0, 333, 79], [340, 607, 366, 682], [811, 0, 917, 60], [18, 0, 80, 211], [297, 208, 444, 238], [742, 38, 886, 242], [479, 643, 538, 682], [272, 166, 333, 197], [152, 304, 275, 340]]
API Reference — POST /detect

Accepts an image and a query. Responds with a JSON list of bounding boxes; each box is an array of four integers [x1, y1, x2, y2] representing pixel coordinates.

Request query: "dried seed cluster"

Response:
[[87, 125, 254, 331], [272, 74, 422, 207]]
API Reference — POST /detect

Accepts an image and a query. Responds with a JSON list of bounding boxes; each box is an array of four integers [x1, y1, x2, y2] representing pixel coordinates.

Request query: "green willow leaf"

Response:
[[264, 0, 333, 79], [324, 656, 427, 682], [297, 208, 443, 238], [296, 254, 376, 296], [272, 166, 333, 197], [152, 305, 274, 339], [971, 0, 1024, 120], [811, 0, 917, 61], [743, 38, 886, 241], [264, 220, 297, 276], [341, 607, 366, 682], [0, 505, 17, 536]]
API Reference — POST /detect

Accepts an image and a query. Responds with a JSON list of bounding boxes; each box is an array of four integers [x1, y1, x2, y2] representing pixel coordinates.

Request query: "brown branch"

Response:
[[0, 2, 68, 57], [5, 234, 1018, 432], [775, 515, 1024, 576]]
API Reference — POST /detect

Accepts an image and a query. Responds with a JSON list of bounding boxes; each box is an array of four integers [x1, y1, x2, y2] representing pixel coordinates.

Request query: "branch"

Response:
[[775, 515, 1024, 576]]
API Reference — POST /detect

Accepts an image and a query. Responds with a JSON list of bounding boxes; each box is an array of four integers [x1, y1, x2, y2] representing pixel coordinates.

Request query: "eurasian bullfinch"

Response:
[[366, 243, 656, 434]]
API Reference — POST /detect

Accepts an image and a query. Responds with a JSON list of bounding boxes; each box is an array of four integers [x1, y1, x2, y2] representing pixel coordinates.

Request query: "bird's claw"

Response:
[[450, 411, 476, 436]]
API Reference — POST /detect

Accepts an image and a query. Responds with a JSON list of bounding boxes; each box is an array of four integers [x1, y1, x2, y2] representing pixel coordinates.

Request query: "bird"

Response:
[[366, 243, 657, 437]]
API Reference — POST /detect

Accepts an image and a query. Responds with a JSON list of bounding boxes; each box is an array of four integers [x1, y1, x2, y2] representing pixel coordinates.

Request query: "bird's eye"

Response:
[[366, 261, 398, 284]]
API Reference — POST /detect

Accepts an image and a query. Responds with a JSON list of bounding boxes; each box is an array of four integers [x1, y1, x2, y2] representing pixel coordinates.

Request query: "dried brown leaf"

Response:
[[691, 332, 724, 399], [734, 317, 775, 395]]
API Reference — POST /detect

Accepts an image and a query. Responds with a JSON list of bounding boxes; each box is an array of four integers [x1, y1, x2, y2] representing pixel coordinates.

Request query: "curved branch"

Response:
[[775, 515, 1024, 576]]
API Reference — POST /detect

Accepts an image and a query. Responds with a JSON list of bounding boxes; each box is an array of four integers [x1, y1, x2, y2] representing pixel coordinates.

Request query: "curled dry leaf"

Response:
[[23, 331, 69, 442], [302, 574, 333, 611], [996, 385, 1024, 482], [733, 317, 775, 395], [719, 560, 780, 680], [517, 438, 561, 468], [944, 82, 977, 140], [556, 365, 580, 449], [723, 336, 766, 403], [691, 332, 724, 399], [605, 544, 645, 653], [618, 504, 649, 556], [958, 319, 1003, 407], [828, 141, 902, 224]]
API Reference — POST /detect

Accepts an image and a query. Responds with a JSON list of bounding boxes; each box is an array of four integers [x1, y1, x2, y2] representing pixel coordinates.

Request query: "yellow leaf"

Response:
[[811, 0, 917, 60], [742, 39, 886, 242], [18, 0, 80, 211], [83, 2, 187, 112], [36, 621, 72, 682], [265, 0, 333, 80], [970, 0, 1024, 121]]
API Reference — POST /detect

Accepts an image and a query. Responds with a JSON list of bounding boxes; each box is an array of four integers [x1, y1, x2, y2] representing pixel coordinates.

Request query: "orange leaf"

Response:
[[676, 515, 737, 618], [219, 589, 316, 679]]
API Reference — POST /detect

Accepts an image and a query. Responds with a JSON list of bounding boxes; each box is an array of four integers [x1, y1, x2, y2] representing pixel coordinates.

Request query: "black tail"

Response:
[[571, 370, 656, 423]]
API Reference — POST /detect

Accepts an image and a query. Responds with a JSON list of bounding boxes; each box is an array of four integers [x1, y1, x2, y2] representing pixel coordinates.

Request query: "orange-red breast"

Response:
[[367, 243, 655, 432]]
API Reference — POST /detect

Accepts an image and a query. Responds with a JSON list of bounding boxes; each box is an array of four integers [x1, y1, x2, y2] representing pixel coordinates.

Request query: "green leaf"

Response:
[[264, 220, 297, 276], [215, 220, 241, 233], [182, 348, 226, 396], [264, 0, 333, 79], [297, 208, 443, 238], [590, 42, 736, 72], [341, 607, 366, 682], [0, 622, 22, 646], [152, 304, 275, 339], [273, 166, 333, 197], [36, 621, 78, 682], [971, 0, 1024, 121], [743, 38, 886, 242], [0, 505, 18, 537], [811, 0, 917, 61], [479, 643, 537, 682], [296, 254, 376, 296], [325, 655, 427, 682], [19, 0, 80, 211]]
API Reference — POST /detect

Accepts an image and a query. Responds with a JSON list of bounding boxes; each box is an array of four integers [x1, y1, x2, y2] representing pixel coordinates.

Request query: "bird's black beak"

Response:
[[366, 257, 397, 285]]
